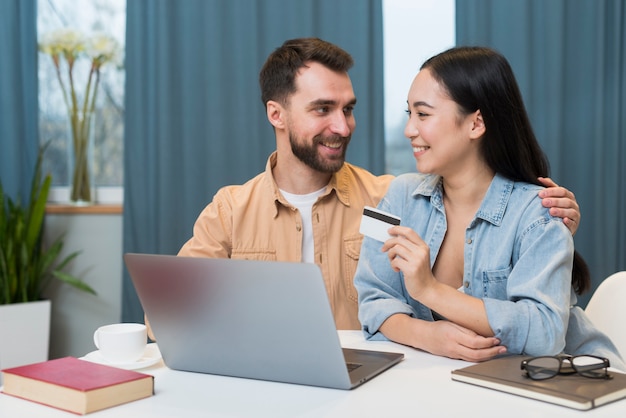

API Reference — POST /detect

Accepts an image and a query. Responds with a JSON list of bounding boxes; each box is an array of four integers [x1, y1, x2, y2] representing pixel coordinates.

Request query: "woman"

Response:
[[355, 46, 624, 369]]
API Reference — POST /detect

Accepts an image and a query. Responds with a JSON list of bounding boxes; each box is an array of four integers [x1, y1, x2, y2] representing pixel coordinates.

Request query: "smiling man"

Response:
[[177, 38, 393, 331], [148, 38, 581, 339]]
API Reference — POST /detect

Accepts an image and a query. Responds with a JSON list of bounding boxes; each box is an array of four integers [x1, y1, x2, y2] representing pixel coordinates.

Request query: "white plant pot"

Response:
[[0, 300, 51, 385]]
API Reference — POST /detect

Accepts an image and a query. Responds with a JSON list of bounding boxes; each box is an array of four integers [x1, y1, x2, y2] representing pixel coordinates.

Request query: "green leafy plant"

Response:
[[0, 146, 96, 304]]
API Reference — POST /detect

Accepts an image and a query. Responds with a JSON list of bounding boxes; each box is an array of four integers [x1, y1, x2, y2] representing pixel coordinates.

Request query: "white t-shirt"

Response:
[[280, 187, 326, 263]]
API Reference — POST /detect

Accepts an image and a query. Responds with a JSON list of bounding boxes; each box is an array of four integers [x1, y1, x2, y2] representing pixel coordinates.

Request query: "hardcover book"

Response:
[[451, 355, 626, 410], [1, 356, 154, 415]]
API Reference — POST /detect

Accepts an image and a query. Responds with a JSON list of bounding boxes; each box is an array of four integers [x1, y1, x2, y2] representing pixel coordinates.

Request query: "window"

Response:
[[382, 0, 455, 175], [37, 0, 126, 203], [37, 0, 451, 203]]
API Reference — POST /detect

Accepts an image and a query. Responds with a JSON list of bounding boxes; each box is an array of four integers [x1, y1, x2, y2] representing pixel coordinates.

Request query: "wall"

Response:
[[43, 211, 123, 358]]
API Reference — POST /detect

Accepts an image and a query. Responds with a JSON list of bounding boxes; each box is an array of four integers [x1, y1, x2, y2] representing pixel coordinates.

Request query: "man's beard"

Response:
[[289, 133, 350, 173]]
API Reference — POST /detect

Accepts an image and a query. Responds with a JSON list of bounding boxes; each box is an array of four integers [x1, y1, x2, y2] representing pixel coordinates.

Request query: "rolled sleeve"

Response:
[[355, 237, 419, 339]]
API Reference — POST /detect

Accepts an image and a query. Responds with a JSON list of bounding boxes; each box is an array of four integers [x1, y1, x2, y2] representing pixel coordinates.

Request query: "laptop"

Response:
[[124, 253, 404, 390]]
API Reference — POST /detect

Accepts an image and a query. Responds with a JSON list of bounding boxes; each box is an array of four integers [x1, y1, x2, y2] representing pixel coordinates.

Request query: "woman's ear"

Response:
[[266, 100, 285, 130], [469, 109, 485, 139]]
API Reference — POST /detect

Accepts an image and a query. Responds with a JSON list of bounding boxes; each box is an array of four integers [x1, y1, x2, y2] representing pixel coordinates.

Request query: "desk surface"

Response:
[[2, 331, 625, 417]]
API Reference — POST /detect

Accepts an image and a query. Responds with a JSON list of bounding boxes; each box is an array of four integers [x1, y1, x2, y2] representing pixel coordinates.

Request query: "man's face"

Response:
[[284, 62, 357, 173]]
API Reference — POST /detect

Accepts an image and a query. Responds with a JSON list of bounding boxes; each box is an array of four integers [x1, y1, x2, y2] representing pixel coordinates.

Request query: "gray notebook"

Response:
[[452, 355, 626, 410], [124, 253, 403, 389]]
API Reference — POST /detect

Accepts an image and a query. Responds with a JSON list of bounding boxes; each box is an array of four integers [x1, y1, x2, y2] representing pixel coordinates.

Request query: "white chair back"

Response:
[[585, 271, 626, 360]]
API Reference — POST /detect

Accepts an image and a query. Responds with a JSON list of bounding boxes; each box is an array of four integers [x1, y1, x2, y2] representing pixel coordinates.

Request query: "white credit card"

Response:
[[359, 206, 401, 242]]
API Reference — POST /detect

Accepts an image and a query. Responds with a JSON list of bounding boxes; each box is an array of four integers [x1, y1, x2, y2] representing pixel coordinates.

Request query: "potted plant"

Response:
[[0, 145, 96, 376]]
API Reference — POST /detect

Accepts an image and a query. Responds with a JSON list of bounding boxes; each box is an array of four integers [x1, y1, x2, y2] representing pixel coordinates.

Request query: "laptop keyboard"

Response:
[[346, 362, 362, 372]]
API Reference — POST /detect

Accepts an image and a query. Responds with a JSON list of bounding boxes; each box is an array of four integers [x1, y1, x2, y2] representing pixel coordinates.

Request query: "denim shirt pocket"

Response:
[[480, 266, 512, 298], [231, 249, 277, 261], [343, 235, 363, 303]]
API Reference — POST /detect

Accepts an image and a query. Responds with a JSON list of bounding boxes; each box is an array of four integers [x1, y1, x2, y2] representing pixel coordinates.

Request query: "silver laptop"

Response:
[[124, 253, 403, 390]]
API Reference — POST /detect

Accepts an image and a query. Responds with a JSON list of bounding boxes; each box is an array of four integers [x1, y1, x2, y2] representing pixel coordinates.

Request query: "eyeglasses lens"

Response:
[[572, 355, 607, 378], [525, 357, 561, 380]]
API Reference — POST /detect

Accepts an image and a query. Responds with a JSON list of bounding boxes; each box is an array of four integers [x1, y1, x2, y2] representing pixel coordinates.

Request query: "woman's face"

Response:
[[404, 68, 480, 177]]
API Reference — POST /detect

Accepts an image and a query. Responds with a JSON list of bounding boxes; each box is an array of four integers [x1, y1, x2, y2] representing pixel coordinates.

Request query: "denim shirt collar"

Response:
[[411, 173, 514, 227]]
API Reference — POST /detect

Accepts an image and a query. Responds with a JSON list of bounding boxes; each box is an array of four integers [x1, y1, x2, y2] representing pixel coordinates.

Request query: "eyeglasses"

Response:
[[521, 355, 612, 380]]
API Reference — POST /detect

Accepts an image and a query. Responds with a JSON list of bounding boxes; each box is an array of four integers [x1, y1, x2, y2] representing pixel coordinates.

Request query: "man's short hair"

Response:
[[259, 37, 354, 107]]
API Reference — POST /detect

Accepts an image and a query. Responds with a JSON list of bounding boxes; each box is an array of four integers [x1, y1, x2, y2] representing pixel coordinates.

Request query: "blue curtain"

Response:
[[0, 0, 39, 199], [456, 0, 626, 305], [123, 0, 384, 321]]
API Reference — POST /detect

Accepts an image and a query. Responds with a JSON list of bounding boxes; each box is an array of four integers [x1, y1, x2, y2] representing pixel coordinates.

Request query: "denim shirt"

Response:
[[355, 172, 624, 369]]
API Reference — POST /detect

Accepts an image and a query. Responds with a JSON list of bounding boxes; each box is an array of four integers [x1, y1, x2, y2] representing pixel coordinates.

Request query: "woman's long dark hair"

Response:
[[421, 46, 589, 294]]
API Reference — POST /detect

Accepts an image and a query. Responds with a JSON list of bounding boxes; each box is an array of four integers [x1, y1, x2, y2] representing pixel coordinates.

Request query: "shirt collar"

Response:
[[411, 173, 514, 226], [326, 165, 351, 206], [475, 173, 514, 226], [262, 152, 351, 218]]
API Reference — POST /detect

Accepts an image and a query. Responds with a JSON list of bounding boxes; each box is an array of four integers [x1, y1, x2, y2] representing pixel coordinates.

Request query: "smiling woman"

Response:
[[355, 45, 625, 371], [37, 0, 126, 204]]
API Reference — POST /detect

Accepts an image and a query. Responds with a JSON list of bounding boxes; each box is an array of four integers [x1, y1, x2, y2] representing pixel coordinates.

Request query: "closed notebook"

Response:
[[1, 356, 154, 415], [451, 355, 626, 410]]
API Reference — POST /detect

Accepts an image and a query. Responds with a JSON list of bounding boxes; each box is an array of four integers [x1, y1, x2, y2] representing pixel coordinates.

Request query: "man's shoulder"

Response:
[[340, 162, 394, 187], [214, 170, 270, 202]]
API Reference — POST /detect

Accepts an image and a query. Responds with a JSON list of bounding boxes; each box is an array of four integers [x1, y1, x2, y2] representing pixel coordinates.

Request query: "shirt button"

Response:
[[464, 281, 470, 288], [466, 238, 472, 244], [296, 225, 302, 232]]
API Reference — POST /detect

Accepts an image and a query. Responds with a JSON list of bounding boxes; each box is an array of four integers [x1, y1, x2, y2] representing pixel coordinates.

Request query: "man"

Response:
[[148, 38, 580, 343], [178, 38, 391, 331]]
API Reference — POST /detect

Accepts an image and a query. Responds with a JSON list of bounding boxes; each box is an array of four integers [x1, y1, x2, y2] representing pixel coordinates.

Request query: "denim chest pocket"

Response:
[[343, 235, 363, 303], [480, 266, 512, 298]]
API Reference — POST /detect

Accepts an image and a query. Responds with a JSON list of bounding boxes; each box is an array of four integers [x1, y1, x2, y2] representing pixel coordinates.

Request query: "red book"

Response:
[[1, 356, 154, 415]]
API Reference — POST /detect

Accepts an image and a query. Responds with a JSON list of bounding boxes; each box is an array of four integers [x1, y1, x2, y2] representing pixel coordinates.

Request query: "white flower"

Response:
[[86, 33, 122, 68], [39, 28, 86, 59], [38, 28, 122, 202]]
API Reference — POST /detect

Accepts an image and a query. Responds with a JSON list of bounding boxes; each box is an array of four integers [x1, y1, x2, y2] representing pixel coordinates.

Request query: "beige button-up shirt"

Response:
[[179, 152, 393, 330]]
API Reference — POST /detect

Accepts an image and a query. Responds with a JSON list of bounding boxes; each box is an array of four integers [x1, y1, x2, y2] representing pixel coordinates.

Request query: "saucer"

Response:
[[81, 343, 162, 370]]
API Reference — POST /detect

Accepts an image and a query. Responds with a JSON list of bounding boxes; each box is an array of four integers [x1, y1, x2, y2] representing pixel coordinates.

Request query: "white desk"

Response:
[[2, 331, 625, 417]]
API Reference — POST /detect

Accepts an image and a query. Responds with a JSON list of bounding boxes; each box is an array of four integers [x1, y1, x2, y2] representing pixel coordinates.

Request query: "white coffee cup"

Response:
[[93, 323, 147, 364]]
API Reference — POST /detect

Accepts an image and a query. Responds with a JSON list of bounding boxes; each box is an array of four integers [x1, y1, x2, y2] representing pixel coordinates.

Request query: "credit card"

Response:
[[359, 206, 401, 242]]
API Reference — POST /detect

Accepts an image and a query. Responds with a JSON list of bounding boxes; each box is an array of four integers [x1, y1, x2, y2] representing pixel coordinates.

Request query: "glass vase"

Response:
[[67, 111, 95, 205]]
